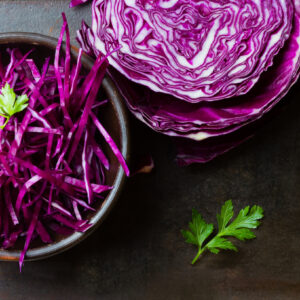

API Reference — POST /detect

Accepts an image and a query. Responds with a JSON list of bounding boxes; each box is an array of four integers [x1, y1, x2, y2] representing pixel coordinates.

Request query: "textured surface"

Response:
[[1, 1, 300, 299]]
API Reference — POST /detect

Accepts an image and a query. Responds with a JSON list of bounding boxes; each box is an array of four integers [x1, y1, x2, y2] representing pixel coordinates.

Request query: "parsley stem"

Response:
[[0, 116, 9, 129], [191, 247, 205, 264]]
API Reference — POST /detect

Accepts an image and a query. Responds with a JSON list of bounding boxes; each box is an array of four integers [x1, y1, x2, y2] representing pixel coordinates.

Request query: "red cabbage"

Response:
[[0, 13, 129, 271], [77, 0, 300, 164], [69, 0, 90, 7]]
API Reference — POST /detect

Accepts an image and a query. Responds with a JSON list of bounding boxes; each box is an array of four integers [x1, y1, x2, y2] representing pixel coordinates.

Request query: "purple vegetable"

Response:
[[69, 0, 90, 7], [0, 13, 129, 270], [83, 0, 294, 103], [78, 0, 300, 164]]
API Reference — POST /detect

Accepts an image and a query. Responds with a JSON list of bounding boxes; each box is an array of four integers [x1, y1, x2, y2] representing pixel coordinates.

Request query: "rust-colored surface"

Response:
[[0, 255, 19, 262], [1, 1, 300, 300]]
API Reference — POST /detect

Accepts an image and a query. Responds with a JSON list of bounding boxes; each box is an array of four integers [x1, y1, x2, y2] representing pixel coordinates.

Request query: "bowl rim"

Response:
[[0, 32, 129, 262]]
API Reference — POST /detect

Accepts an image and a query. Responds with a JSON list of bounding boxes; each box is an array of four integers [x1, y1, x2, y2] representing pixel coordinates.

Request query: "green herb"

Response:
[[0, 83, 29, 129], [181, 200, 264, 264]]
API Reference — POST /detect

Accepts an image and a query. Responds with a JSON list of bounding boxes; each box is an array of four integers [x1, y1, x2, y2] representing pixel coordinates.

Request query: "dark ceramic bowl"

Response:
[[0, 33, 129, 261]]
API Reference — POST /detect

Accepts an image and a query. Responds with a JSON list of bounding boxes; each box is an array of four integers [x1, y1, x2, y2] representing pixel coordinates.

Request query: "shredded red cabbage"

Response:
[[0, 13, 129, 271], [69, 0, 90, 7]]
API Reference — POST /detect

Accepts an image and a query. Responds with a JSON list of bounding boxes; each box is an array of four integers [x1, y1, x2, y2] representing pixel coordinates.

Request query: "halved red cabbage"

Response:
[[84, 0, 294, 103], [77, 0, 300, 163]]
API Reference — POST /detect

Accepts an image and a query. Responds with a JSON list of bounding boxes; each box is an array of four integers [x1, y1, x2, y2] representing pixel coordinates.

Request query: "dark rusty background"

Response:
[[1, 1, 300, 299]]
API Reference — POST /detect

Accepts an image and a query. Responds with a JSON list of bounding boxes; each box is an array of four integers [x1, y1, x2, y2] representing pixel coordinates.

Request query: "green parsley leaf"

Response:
[[0, 83, 29, 129], [181, 209, 214, 247], [206, 236, 237, 254], [217, 199, 234, 232], [181, 200, 264, 264]]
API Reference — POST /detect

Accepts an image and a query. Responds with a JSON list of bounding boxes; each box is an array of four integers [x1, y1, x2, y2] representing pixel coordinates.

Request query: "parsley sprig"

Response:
[[181, 200, 264, 264], [0, 83, 29, 129]]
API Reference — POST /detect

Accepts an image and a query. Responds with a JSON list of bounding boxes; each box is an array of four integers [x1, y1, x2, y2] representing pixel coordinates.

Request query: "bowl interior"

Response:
[[0, 33, 129, 261]]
